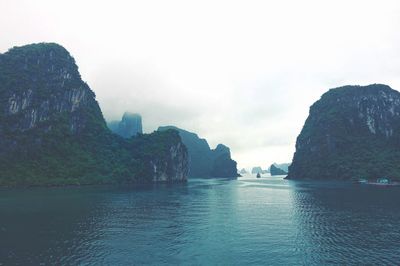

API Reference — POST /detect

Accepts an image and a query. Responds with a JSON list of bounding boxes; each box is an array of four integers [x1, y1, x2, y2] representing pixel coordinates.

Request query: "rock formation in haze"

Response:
[[108, 112, 142, 138], [239, 168, 248, 174], [271, 163, 290, 173], [158, 126, 238, 178], [287, 84, 400, 180], [0, 43, 189, 186], [270, 164, 287, 176], [251, 167, 263, 174]]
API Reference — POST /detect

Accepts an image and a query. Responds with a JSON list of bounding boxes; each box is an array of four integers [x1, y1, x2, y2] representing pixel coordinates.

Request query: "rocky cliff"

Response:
[[0, 43, 188, 186], [158, 126, 238, 178], [0, 43, 102, 136], [129, 130, 189, 183], [287, 84, 400, 180], [108, 112, 143, 138], [210, 144, 238, 177]]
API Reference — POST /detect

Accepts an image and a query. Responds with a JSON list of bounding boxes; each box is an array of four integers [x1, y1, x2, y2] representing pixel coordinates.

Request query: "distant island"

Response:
[[287, 84, 400, 180], [251, 167, 263, 174], [108, 112, 143, 138], [270, 164, 287, 176], [0, 43, 189, 186], [158, 126, 238, 178], [271, 163, 290, 173], [239, 168, 248, 174]]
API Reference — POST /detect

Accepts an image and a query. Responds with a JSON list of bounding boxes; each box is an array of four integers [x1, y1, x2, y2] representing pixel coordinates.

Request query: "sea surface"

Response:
[[1, 175, 400, 265]]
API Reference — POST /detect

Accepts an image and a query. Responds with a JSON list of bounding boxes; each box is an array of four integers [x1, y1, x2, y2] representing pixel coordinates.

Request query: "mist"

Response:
[[1, 0, 400, 168]]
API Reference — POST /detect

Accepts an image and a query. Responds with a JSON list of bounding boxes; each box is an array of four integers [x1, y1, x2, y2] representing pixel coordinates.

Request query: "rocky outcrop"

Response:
[[0, 43, 101, 136], [130, 130, 189, 183], [271, 163, 290, 173], [108, 112, 143, 138], [270, 164, 287, 176], [151, 141, 188, 182], [0, 43, 188, 186], [210, 144, 238, 177], [287, 84, 400, 180], [251, 167, 263, 174], [158, 126, 238, 178]]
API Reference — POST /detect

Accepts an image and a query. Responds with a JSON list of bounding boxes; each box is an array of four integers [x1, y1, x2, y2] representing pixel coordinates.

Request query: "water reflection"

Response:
[[1, 178, 400, 265], [289, 180, 400, 264], [0, 186, 110, 265]]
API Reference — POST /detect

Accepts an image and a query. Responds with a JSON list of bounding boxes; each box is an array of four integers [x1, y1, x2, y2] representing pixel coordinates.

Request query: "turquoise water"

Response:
[[1, 176, 400, 265]]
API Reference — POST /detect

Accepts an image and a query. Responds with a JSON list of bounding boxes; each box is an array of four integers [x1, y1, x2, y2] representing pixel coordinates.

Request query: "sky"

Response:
[[1, 0, 400, 169]]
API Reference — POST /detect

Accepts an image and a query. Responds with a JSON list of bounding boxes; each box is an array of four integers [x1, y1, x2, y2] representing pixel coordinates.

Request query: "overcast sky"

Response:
[[1, 0, 400, 169]]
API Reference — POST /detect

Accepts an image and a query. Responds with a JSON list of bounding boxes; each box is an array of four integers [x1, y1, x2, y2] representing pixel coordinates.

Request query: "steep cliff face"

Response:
[[288, 84, 400, 180], [0, 43, 103, 136], [150, 140, 188, 182], [108, 112, 143, 138], [210, 144, 238, 177], [158, 126, 238, 178], [0, 43, 188, 186], [125, 129, 188, 183]]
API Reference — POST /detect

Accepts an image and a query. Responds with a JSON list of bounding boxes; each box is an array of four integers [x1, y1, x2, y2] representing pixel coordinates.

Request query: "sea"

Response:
[[1, 175, 400, 265]]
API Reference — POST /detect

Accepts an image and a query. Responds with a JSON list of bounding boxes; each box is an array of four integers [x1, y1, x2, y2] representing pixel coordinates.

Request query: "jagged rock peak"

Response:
[[0, 42, 189, 186], [270, 164, 287, 176], [213, 144, 231, 155], [158, 126, 238, 178], [2, 43, 81, 80], [108, 112, 143, 138], [0, 42, 103, 134]]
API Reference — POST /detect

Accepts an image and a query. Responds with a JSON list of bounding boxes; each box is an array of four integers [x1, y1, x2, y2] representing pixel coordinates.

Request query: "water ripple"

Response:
[[1, 178, 400, 265]]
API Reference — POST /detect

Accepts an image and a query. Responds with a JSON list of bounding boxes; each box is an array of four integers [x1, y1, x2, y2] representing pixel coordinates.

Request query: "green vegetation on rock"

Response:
[[288, 84, 400, 180], [0, 43, 188, 186]]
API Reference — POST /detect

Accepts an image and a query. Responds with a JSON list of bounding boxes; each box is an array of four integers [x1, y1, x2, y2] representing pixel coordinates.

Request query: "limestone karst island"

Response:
[[2, 1, 400, 264]]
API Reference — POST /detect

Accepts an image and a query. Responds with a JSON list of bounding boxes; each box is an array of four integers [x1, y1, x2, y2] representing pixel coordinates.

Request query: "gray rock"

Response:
[[288, 84, 400, 180], [108, 112, 143, 138]]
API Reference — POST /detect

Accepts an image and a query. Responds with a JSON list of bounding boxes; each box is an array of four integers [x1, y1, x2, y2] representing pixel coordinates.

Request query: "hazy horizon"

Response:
[[2, 0, 400, 168]]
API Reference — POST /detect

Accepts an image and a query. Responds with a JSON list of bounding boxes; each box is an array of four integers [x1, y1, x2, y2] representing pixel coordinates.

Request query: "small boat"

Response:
[[368, 178, 392, 186], [256, 173, 261, 178]]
